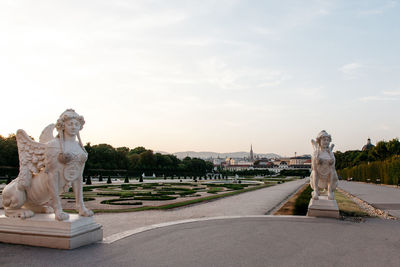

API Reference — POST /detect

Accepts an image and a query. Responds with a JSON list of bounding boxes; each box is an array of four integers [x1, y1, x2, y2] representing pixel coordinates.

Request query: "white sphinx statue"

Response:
[[310, 130, 338, 200], [2, 109, 94, 221]]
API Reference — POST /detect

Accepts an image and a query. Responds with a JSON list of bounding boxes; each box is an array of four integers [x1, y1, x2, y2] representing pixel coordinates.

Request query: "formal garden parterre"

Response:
[[59, 178, 290, 213]]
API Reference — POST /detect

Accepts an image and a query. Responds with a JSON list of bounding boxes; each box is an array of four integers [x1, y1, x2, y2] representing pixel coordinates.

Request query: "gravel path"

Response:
[[95, 179, 307, 237]]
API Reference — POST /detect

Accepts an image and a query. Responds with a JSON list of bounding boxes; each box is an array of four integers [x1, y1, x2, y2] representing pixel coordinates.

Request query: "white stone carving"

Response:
[[0, 211, 102, 249], [310, 130, 338, 200], [2, 109, 94, 221]]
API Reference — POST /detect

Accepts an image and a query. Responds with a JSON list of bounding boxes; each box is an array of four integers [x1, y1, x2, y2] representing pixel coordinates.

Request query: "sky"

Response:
[[1, 0, 400, 157]]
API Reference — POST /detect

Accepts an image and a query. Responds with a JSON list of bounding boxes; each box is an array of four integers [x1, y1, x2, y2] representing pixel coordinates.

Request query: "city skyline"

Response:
[[1, 0, 400, 155]]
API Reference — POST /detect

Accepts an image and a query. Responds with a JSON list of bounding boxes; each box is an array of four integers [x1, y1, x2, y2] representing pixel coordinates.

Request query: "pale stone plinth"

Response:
[[307, 196, 340, 218], [0, 211, 103, 249]]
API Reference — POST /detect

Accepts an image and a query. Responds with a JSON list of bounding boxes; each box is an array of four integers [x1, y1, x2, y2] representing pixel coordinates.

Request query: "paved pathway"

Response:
[[95, 179, 306, 238], [338, 181, 400, 218], [2, 216, 400, 267]]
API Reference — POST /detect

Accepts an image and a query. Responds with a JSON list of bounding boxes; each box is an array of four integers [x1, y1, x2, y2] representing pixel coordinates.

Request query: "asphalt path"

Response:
[[1, 216, 400, 267], [338, 181, 400, 218]]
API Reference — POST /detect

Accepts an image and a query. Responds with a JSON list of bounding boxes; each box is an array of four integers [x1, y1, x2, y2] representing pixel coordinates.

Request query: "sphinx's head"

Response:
[[316, 130, 331, 149], [56, 109, 85, 136]]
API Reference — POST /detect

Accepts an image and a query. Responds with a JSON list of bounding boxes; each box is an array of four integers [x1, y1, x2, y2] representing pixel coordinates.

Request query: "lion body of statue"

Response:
[[1, 109, 93, 221]]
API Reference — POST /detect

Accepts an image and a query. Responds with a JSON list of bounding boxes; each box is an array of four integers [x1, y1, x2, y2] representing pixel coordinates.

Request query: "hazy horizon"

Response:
[[1, 0, 399, 155]]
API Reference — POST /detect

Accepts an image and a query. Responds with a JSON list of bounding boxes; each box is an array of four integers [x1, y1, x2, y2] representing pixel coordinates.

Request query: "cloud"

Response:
[[339, 63, 362, 74], [360, 96, 397, 102], [383, 90, 400, 96], [358, 0, 398, 15], [339, 62, 363, 79], [360, 90, 400, 102], [197, 57, 287, 91]]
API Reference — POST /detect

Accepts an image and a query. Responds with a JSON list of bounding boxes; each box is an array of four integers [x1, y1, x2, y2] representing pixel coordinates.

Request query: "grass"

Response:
[[277, 184, 369, 217], [335, 190, 369, 217], [207, 187, 223, 194]]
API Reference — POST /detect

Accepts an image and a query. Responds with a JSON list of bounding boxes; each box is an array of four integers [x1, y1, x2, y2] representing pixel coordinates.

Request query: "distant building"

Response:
[[272, 158, 290, 166], [289, 155, 311, 165], [362, 138, 375, 151], [224, 163, 254, 171], [250, 144, 254, 162]]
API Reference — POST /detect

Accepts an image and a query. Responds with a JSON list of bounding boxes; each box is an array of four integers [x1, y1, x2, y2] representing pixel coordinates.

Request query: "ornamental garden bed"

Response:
[[60, 180, 275, 213]]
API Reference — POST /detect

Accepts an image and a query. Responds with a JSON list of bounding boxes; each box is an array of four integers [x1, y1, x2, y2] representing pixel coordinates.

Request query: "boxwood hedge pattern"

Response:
[[64, 181, 261, 207]]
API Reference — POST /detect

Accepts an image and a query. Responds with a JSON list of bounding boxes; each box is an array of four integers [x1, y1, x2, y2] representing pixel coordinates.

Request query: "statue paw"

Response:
[[328, 193, 335, 200], [55, 211, 70, 221], [79, 207, 94, 217], [312, 191, 319, 200], [20, 209, 35, 219], [5, 208, 34, 219], [42, 206, 54, 214]]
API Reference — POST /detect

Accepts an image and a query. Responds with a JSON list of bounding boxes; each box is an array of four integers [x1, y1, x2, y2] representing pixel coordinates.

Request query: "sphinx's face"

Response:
[[64, 118, 80, 137], [320, 136, 330, 149]]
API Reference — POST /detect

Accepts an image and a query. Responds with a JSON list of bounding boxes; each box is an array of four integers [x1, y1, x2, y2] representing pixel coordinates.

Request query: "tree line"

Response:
[[334, 138, 400, 169], [335, 138, 400, 185], [0, 134, 213, 177], [84, 143, 213, 177]]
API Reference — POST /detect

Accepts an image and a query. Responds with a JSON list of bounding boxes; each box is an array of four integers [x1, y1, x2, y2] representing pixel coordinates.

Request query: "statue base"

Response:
[[0, 211, 102, 249], [307, 196, 340, 218]]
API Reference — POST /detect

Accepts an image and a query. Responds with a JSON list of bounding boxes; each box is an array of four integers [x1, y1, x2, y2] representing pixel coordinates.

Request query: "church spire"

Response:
[[250, 144, 254, 161]]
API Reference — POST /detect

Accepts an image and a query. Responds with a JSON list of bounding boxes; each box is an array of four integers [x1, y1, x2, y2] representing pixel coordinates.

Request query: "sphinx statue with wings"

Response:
[[2, 109, 94, 221], [310, 130, 339, 201]]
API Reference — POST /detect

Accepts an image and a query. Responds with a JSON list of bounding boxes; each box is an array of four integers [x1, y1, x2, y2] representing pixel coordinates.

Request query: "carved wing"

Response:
[[39, 123, 55, 144], [330, 143, 335, 152], [15, 129, 47, 189], [311, 139, 318, 152]]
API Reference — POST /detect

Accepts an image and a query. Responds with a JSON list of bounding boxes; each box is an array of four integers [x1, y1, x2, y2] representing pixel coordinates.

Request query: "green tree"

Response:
[[130, 146, 146, 155], [375, 141, 389, 161], [139, 150, 155, 169], [0, 134, 18, 167]]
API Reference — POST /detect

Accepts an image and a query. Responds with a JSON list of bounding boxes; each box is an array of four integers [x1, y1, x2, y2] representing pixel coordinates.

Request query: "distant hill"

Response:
[[171, 151, 281, 159]]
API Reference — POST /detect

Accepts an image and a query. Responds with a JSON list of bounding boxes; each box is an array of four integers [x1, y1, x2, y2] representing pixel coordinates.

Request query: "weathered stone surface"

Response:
[[0, 211, 102, 249], [0, 109, 102, 249], [308, 130, 340, 219], [2, 109, 93, 221], [307, 196, 340, 218]]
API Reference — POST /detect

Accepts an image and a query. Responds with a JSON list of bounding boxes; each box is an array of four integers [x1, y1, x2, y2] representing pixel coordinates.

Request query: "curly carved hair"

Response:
[[55, 109, 85, 133], [316, 130, 332, 147]]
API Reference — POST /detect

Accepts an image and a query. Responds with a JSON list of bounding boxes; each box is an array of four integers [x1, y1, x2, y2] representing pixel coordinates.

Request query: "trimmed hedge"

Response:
[[134, 195, 176, 201], [101, 198, 143, 205], [293, 185, 312, 215], [338, 156, 400, 185]]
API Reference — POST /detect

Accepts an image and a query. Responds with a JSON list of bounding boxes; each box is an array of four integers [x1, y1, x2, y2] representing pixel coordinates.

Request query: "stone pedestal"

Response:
[[307, 196, 340, 218], [0, 211, 103, 249]]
